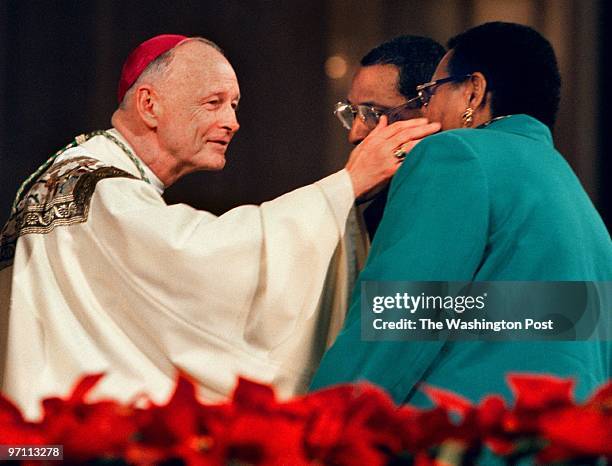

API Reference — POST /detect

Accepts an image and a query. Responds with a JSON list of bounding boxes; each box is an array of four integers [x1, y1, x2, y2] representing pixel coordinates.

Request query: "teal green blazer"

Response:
[[310, 115, 612, 406]]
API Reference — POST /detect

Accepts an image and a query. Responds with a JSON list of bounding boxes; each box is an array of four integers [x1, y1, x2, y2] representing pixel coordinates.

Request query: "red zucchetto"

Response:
[[117, 34, 188, 103]]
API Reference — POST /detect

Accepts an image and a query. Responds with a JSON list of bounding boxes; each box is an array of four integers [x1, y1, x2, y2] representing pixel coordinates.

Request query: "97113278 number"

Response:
[[0, 445, 63, 460]]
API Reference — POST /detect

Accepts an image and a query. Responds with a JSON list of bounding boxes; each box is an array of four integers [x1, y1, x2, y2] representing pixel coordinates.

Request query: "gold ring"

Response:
[[393, 147, 407, 160]]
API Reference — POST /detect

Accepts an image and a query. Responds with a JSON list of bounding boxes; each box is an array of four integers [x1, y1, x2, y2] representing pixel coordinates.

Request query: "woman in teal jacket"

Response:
[[310, 22, 611, 406]]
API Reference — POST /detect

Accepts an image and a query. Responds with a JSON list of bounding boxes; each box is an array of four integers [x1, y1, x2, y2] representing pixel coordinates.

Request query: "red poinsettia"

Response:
[[39, 373, 137, 462], [538, 380, 612, 463], [415, 384, 512, 463], [127, 373, 229, 466], [0, 371, 610, 465], [0, 394, 45, 445], [219, 378, 311, 466], [301, 383, 402, 466], [503, 373, 575, 434], [397, 403, 454, 454]]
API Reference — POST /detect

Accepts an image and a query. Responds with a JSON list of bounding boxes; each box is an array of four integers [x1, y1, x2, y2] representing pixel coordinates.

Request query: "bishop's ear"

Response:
[[467, 72, 488, 110], [134, 85, 161, 128]]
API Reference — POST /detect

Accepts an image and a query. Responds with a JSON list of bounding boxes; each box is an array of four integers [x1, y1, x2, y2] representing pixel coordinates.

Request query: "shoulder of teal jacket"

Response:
[[481, 114, 553, 145], [391, 114, 564, 202], [389, 129, 484, 199], [402, 114, 553, 163], [440, 114, 553, 147]]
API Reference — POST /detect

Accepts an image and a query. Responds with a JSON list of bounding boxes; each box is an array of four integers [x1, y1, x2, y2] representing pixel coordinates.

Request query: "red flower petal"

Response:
[[540, 406, 612, 456], [68, 373, 105, 403], [421, 384, 473, 418], [162, 373, 202, 440], [477, 395, 507, 429], [588, 380, 612, 407], [232, 377, 276, 409], [507, 373, 575, 410]]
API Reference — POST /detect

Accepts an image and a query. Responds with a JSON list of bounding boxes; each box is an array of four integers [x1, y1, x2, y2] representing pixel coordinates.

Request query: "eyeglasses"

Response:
[[416, 74, 472, 107], [334, 96, 422, 131]]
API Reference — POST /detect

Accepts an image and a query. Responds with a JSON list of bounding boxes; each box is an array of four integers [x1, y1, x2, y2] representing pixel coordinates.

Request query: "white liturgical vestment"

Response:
[[0, 129, 360, 419]]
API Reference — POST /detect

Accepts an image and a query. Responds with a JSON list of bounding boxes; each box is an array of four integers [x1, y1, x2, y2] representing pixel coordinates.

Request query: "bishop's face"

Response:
[[156, 41, 241, 174]]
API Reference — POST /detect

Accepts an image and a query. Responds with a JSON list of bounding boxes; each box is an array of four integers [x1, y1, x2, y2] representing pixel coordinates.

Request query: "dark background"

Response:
[[601, 0, 611, 230], [1, 0, 609, 230]]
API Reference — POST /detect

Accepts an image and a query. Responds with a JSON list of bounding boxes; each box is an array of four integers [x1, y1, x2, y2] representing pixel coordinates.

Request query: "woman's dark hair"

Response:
[[361, 35, 446, 99], [447, 22, 561, 130]]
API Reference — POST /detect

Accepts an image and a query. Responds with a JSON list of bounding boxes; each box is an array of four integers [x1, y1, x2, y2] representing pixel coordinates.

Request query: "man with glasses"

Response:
[[334, 36, 445, 238], [323, 37, 445, 340]]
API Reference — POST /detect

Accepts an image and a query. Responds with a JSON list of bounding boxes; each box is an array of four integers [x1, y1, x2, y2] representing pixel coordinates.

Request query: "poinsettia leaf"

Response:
[[588, 380, 612, 406], [41, 397, 66, 420], [421, 384, 473, 418], [69, 373, 106, 403], [166, 373, 199, 409], [223, 414, 309, 465], [478, 395, 507, 426], [536, 441, 577, 464], [540, 407, 612, 456], [398, 406, 454, 452], [507, 373, 575, 410], [304, 408, 345, 452], [485, 437, 516, 456], [232, 377, 276, 409], [0, 393, 27, 423], [414, 451, 435, 466], [161, 374, 203, 441]]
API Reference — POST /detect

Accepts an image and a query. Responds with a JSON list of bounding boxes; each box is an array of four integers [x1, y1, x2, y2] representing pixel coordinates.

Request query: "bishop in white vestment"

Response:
[[0, 35, 436, 419], [0, 128, 357, 419]]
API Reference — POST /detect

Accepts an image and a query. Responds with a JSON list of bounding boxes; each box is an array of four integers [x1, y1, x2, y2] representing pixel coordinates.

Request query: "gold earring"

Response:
[[461, 107, 474, 127]]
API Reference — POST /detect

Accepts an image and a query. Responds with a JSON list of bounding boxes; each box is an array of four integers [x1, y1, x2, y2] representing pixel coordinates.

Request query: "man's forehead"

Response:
[[347, 64, 403, 106]]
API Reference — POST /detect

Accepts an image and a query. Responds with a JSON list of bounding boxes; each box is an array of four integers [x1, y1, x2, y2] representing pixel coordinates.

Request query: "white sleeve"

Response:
[[82, 169, 354, 376]]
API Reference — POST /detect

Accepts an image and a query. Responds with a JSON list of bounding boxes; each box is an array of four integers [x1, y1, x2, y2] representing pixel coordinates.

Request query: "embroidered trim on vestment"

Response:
[[0, 156, 136, 270]]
